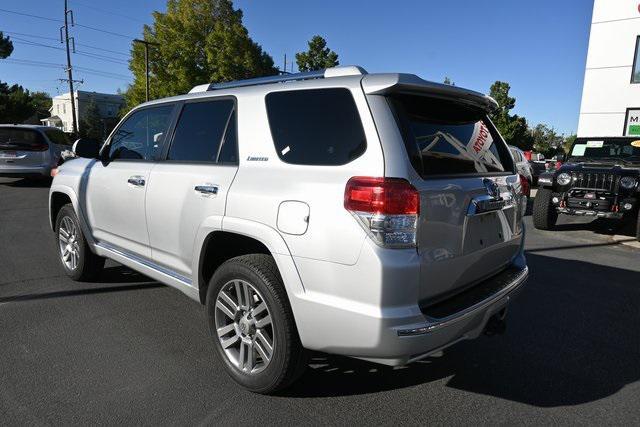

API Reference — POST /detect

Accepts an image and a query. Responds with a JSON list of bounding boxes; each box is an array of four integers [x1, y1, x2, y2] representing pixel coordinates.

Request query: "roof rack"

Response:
[[189, 66, 367, 93]]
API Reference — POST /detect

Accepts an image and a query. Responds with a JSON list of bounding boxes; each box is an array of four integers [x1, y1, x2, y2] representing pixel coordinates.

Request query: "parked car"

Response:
[[533, 136, 640, 240], [0, 125, 72, 179], [509, 145, 533, 196], [529, 152, 547, 184], [49, 66, 529, 393]]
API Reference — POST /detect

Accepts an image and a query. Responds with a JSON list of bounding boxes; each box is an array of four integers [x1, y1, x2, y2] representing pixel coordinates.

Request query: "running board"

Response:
[[94, 241, 199, 302]]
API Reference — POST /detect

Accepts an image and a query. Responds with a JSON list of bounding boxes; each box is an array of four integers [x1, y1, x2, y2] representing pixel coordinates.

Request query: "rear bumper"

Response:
[[0, 165, 51, 178], [290, 239, 528, 366]]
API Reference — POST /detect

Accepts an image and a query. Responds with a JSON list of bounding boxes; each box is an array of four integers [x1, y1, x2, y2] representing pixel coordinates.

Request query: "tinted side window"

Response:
[[266, 88, 367, 166], [218, 110, 237, 164], [168, 99, 234, 162], [108, 105, 174, 161]]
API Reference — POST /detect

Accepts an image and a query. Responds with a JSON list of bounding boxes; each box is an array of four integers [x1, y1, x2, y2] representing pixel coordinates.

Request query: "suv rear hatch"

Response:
[[366, 78, 524, 307], [0, 127, 49, 167]]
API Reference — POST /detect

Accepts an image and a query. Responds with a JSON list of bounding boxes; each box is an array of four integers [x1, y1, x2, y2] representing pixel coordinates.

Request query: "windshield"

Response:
[[390, 94, 512, 177], [568, 138, 640, 162]]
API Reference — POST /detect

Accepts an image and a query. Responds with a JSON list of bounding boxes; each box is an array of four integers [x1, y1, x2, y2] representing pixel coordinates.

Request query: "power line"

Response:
[[0, 30, 60, 42], [0, 8, 137, 39], [75, 66, 131, 79], [1, 58, 65, 69], [69, 0, 147, 24], [11, 36, 129, 66], [75, 23, 136, 40], [0, 8, 62, 23], [1, 30, 130, 56]]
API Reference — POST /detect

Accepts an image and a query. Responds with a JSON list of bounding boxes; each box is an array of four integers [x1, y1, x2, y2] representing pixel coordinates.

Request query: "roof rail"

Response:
[[188, 66, 367, 93]]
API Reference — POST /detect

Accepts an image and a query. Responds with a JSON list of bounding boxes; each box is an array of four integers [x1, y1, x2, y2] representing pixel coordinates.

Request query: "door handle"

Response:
[[194, 184, 219, 195], [127, 176, 146, 187]]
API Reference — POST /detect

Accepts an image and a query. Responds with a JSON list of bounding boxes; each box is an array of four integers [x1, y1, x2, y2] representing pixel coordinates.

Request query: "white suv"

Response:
[[49, 66, 528, 393]]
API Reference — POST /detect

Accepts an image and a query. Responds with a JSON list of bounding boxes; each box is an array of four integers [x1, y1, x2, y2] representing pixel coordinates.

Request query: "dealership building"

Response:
[[578, 0, 640, 137]]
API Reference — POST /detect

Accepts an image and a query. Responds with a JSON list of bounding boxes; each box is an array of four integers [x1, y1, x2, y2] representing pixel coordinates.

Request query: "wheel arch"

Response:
[[195, 218, 305, 306]]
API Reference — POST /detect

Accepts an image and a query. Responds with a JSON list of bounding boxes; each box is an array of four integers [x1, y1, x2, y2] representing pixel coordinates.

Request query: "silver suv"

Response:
[[49, 66, 528, 394], [0, 125, 71, 179]]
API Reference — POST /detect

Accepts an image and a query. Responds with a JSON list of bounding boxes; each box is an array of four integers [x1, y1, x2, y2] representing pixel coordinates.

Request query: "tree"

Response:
[[563, 134, 577, 154], [0, 83, 36, 123], [488, 81, 531, 150], [29, 92, 52, 120], [443, 76, 455, 86], [295, 35, 339, 72], [125, 0, 277, 109], [528, 123, 561, 156], [0, 32, 13, 59], [80, 99, 104, 140]]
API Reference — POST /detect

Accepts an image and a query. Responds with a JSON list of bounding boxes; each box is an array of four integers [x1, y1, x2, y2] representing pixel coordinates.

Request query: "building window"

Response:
[[632, 36, 640, 84]]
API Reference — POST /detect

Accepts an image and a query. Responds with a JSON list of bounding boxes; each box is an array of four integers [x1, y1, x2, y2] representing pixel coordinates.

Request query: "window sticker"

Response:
[[586, 140, 604, 148], [571, 144, 587, 156], [625, 109, 640, 135]]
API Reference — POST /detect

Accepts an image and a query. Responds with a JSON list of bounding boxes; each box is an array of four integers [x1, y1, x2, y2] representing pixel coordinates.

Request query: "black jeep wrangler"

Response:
[[532, 137, 640, 240]]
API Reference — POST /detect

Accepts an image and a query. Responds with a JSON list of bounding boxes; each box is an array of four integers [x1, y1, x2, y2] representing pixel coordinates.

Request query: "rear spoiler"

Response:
[[361, 73, 498, 112]]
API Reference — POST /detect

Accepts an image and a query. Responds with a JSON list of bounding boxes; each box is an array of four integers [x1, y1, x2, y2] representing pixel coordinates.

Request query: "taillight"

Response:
[[344, 177, 419, 248], [518, 174, 530, 197]]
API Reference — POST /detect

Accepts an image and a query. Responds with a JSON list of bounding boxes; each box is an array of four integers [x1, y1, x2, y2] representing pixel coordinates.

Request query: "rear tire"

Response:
[[533, 188, 558, 230], [206, 254, 308, 394], [55, 204, 105, 281], [635, 209, 640, 242]]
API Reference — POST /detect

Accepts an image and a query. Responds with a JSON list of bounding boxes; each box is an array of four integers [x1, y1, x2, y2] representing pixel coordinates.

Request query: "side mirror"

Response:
[[72, 138, 101, 159]]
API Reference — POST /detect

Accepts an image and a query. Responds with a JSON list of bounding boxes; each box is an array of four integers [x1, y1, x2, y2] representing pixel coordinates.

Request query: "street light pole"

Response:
[[133, 39, 159, 102]]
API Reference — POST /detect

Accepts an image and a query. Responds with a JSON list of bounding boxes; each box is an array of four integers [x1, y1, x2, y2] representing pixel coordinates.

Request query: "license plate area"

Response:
[[0, 150, 18, 159]]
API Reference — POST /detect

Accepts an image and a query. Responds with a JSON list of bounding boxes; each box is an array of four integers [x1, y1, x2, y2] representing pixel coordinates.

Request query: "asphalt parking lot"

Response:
[[1, 178, 639, 425]]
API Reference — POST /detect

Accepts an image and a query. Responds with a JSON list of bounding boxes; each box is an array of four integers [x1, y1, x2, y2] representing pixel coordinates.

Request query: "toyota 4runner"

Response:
[[533, 137, 640, 240], [49, 66, 529, 393]]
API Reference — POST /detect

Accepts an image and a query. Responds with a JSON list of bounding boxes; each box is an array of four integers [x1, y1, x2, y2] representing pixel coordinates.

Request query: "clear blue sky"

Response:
[[0, 0, 593, 134]]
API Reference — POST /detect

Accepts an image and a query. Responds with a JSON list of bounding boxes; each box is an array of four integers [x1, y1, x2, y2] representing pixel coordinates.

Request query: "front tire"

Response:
[[532, 188, 558, 230], [55, 204, 105, 281], [206, 254, 307, 394]]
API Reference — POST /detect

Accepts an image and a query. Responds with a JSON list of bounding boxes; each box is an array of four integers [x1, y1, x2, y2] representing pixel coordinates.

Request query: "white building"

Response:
[[41, 90, 125, 134], [578, 0, 640, 137]]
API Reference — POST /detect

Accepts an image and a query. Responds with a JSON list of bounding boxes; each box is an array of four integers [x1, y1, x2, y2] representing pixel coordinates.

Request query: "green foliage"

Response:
[[295, 35, 339, 72], [0, 83, 38, 123], [79, 99, 104, 140], [443, 76, 455, 86], [528, 123, 559, 156], [488, 81, 532, 150], [29, 92, 52, 120], [563, 134, 577, 155], [125, 0, 277, 109], [0, 32, 13, 59]]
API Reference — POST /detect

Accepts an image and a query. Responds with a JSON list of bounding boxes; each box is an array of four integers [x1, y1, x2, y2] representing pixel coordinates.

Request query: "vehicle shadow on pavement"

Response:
[[283, 253, 640, 407], [1, 178, 52, 188], [0, 266, 162, 304]]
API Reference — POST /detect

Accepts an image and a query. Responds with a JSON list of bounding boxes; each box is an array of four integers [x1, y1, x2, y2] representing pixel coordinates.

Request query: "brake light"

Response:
[[344, 177, 419, 248], [344, 177, 419, 215], [518, 174, 530, 197]]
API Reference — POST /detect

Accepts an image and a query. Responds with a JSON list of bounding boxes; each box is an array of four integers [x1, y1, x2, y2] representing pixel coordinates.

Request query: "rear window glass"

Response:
[[391, 95, 512, 176], [265, 88, 366, 166], [0, 128, 46, 150]]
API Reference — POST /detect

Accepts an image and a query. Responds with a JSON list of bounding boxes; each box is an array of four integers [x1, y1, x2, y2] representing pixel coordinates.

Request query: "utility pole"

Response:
[[133, 39, 159, 102], [61, 0, 78, 135]]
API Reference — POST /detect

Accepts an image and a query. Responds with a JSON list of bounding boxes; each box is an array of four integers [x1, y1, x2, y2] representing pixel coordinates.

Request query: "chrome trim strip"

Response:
[[96, 241, 192, 286], [397, 266, 528, 336]]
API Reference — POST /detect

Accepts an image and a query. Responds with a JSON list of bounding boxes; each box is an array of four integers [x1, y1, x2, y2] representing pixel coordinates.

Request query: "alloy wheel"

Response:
[[58, 216, 80, 270], [214, 279, 274, 374]]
